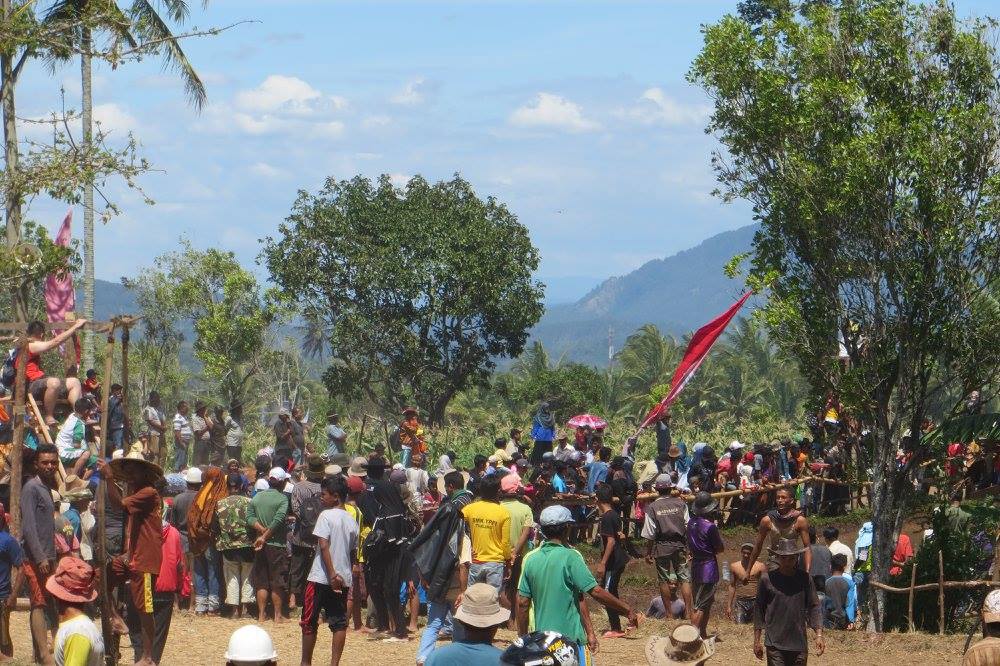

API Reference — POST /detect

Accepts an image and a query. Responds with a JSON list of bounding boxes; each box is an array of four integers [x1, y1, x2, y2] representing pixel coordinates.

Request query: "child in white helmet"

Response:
[[224, 625, 278, 666]]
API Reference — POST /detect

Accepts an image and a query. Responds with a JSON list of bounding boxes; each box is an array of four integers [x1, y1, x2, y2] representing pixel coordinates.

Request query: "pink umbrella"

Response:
[[567, 414, 607, 430]]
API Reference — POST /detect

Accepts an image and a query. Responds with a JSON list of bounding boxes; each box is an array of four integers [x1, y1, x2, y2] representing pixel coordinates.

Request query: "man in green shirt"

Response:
[[248, 467, 291, 623], [516, 505, 640, 662], [499, 473, 533, 625]]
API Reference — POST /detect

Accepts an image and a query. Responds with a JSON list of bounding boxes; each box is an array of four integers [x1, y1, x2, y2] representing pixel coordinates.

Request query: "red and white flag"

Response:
[[640, 291, 753, 429], [45, 209, 75, 326]]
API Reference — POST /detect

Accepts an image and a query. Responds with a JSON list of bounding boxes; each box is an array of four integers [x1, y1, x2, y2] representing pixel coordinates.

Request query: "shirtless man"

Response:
[[726, 542, 766, 624], [747, 487, 811, 572]]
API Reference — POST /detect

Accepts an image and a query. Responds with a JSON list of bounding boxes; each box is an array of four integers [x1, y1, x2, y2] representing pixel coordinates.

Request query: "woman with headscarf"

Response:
[[529, 402, 556, 465], [357, 460, 412, 639], [434, 454, 455, 479], [187, 466, 228, 614]]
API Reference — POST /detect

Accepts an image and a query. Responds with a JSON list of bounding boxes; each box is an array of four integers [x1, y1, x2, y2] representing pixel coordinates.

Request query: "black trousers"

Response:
[[365, 550, 406, 637], [766, 646, 807, 665], [127, 591, 174, 664], [602, 567, 625, 632], [530, 440, 552, 465]]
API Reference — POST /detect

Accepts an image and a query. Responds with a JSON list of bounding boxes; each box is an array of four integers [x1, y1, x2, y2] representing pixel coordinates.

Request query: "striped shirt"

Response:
[[172, 413, 192, 440]]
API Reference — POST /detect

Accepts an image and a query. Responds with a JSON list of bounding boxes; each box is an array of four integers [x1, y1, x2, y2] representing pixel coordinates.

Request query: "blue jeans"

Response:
[[110, 428, 125, 450], [417, 600, 454, 664], [173, 442, 188, 472], [401, 447, 412, 468], [193, 546, 220, 612], [468, 562, 504, 591]]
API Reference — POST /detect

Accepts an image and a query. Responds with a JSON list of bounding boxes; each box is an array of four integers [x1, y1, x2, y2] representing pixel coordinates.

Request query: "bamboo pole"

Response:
[[908, 562, 918, 632], [95, 325, 116, 666], [8, 336, 27, 538], [120, 324, 130, 444], [871, 579, 1000, 593], [938, 550, 946, 636]]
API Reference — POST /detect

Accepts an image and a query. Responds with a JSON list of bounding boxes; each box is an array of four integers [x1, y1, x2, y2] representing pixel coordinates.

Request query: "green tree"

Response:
[[262, 174, 545, 425], [691, 0, 1000, 629], [125, 242, 281, 405], [615, 324, 680, 417], [43, 0, 209, 367]]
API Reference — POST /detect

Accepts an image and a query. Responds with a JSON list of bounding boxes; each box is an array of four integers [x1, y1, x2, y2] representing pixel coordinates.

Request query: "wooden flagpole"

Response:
[[96, 324, 117, 666]]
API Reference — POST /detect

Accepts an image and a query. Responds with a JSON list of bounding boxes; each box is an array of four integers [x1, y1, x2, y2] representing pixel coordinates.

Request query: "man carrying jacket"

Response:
[[411, 470, 473, 665]]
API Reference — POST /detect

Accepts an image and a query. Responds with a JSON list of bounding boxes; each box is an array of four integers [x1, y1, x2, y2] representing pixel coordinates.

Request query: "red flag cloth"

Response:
[[640, 291, 753, 429], [45, 209, 75, 326]]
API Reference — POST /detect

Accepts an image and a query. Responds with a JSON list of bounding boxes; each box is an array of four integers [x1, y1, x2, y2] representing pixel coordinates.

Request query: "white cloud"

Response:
[[508, 93, 600, 133], [93, 103, 138, 134], [362, 114, 392, 130], [249, 162, 287, 178], [315, 121, 346, 139], [619, 87, 711, 126], [391, 77, 429, 106], [234, 75, 346, 116]]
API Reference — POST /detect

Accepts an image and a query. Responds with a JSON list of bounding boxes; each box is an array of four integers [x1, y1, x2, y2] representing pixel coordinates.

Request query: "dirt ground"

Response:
[[5, 604, 972, 665]]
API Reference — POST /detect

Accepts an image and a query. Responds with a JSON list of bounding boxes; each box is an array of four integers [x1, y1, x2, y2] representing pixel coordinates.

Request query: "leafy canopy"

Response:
[[262, 174, 544, 424]]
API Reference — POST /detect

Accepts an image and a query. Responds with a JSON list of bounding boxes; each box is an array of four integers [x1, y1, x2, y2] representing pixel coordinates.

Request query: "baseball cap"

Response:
[[184, 467, 202, 484], [268, 467, 290, 482], [500, 474, 524, 495], [653, 473, 673, 490], [539, 505, 573, 527], [346, 475, 365, 494], [254, 478, 269, 492]]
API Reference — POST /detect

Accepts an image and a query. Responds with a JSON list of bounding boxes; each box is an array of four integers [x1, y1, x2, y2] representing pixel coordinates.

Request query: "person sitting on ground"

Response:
[[823, 553, 856, 630], [823, 526, 854, 575], [56, 398, 95, 477], [646, 583, 686, 620], [492, 437, 514, 469], [964, 589, 1000, 666], [47, 556, 104, 666], [24, 318, 88, 427], [426, 583, 508, 665], [224, 624, 278, 666], [727, 542, 765, 625]]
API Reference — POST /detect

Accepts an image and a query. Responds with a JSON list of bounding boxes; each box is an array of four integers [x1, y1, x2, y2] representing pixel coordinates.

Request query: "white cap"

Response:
[[184, 467, 202, 484], [268, 466, 290, 482], [539, 505, 573, 526], [254, 478, 269, 492], [729, 440, 745, 450], [224, 624, 278, 663]]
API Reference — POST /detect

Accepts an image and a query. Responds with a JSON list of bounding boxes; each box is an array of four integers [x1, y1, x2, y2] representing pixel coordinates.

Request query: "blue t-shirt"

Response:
[[551, 474, 567, 493], [425, 641, 502, 666], [0, 532, 24, 599], [585, 461, 608, 494]]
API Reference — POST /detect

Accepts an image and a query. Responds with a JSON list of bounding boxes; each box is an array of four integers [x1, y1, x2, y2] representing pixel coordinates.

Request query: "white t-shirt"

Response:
[[308, 507, 358, 587], [54, 614, 104, 666], [829, 540, 855, 574], [406, 467, 429, 499]]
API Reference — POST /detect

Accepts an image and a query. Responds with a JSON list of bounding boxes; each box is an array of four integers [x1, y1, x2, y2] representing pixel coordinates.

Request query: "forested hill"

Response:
[[531, 224, 759, 365], [79, 279, 139, 321]]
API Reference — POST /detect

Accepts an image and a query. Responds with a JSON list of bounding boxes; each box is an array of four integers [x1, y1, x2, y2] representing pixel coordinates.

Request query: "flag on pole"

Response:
[[640, 291, 753, 429], [45, 209, 75, 325]]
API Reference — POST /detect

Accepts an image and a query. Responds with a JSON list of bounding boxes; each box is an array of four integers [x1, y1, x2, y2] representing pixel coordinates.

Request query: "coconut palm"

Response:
[[615, 324, 680, 413], [43, 0, 208, 368]]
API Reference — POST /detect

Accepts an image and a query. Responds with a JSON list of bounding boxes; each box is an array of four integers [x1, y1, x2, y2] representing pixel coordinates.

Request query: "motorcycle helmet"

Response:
[[500, 631, 579, 666]]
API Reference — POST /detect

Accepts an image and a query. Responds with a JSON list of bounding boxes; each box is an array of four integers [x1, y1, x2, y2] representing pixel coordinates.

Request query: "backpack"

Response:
[[0, 348, 18, 394], [296, 490, 324, 543], [388, 427, 402, 452]]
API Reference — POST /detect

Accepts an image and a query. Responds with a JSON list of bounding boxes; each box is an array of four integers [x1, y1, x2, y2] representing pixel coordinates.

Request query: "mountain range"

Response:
[[530, 224, 759, 365], [84, 223, 759, 367]]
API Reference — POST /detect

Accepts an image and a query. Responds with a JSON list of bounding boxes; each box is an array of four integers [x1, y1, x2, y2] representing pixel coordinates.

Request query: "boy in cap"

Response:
[[426, 583, 508, 665], [249, 466, 292, 623], [964, 589, 1000, 665], [517, 504, 640, 662], [47, 556, 104, 666], [642, 473, 693, 621], [753, 538, 824, 664]]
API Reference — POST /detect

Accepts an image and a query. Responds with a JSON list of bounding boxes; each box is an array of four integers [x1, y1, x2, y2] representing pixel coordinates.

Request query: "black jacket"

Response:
[[409, 493, 469, 602]]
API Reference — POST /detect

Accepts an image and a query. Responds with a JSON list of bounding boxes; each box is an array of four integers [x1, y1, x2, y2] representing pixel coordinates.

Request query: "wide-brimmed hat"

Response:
[[690, 491, 717, 516], [645, 625, 715, 666], [62, 487, 93, 502], [453, 583, 510, 628], [306, 455, 325, 480], [109, 450, 163, 485], [768, 537, 807, 557], [654, 473, 674, 491], [436, 471, 470, 496], [402, 407, 419, 417], [667, 445, 682, 459], [984, 589, 1000, 624], [63, 474, 87, 492], [347, 457, 368, 477], [45, 556, 98, 603]]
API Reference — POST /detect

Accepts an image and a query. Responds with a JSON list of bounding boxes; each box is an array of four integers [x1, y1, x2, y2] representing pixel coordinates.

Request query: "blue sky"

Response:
[[17, 0, 1000, 303]]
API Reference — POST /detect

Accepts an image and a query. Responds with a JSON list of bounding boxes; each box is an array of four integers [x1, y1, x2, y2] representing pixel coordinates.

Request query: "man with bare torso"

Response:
[[747, 487, 811, 573]]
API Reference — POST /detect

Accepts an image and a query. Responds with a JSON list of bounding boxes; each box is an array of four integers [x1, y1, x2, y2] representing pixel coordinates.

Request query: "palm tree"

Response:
[[615, 324, 680, 415], [43, 0, 207, 368]]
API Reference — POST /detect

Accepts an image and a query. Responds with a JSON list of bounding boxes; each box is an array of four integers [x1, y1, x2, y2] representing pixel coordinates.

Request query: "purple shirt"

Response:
[[686, 516, 723, 583]]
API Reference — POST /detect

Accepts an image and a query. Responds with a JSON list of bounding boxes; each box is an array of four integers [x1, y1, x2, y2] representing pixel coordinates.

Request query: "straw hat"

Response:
[[347, 457, 368, 478], [436, 471, 470, 496], [62, 487, 93, 502], [109, 449, 163, 485], [645, 625, 715, 665]]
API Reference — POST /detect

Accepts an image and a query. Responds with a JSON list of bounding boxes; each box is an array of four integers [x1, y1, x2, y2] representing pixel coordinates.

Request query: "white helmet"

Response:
[[224, 624, 277, 664]]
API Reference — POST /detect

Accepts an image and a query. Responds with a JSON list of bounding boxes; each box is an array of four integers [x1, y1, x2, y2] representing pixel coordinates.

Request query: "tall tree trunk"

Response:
[[81, 26, 95, 369], [1, 0, 26, 322], [866, 420, 908, 632]]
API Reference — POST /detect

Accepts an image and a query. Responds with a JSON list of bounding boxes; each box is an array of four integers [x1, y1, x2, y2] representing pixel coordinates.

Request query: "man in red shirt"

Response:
[[127, 515, 183, 664], [23, 319, 87, 426], [97, 451, 164, 666]]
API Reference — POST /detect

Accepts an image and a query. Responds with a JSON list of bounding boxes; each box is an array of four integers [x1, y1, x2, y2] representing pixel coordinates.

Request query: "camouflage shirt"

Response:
[[215, 494, 253, 552]]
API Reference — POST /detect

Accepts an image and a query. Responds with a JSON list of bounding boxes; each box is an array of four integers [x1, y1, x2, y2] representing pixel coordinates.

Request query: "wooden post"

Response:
[[95, 325, 116, 666], [120, 324, 130, 443], [8, 336, 27, 537], [908, 562, 918, 632], [357, 412, 368, 455], [938, 550, 946, 636], [96, 329, 115, 458]]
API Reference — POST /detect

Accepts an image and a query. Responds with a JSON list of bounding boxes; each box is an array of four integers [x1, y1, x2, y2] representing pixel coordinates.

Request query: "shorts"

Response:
[[28, 377, 55, 399], [348, 567, 366, 604], [734, 596, 755, 624], [765, 646, 807, 665], [300, 581, 348, 635], [655, 552, 690, 583], [21, 560, 51, 609], [468, 562, 504, 591], [222, 552, 254, 605], [0, 603, 9, 654], [252, 544, 289, 592], [111, 556, 155, 614], [691, 580, 717, 611]]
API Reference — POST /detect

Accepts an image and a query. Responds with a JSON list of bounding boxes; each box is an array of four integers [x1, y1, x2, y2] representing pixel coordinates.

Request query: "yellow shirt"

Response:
[[462, 500, 511, 563], [345, 503, 368, 564]]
